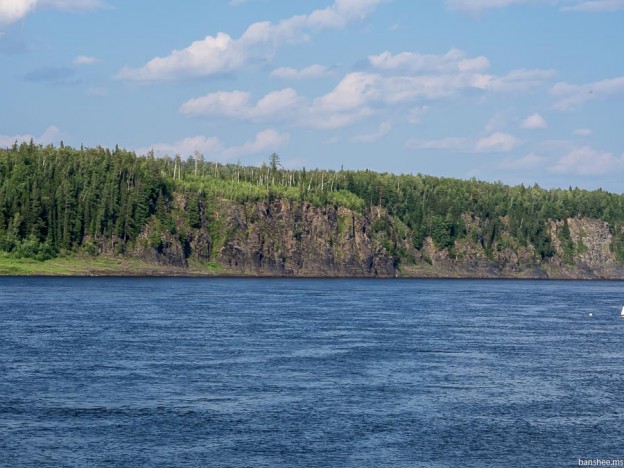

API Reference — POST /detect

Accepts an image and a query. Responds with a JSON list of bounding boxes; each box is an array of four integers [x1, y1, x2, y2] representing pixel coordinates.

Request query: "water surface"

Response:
[[1, 278, 623, 466]]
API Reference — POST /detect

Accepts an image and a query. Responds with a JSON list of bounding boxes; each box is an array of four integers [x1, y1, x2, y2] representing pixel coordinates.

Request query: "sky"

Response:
[[1, 0, 624, 192]]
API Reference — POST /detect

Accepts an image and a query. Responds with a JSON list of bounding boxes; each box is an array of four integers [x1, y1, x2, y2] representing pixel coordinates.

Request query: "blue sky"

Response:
[[1, 0, 624, 192]]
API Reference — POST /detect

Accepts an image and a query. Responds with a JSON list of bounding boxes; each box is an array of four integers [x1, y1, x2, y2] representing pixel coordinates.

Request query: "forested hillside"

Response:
[[2, 142, 624, 277]]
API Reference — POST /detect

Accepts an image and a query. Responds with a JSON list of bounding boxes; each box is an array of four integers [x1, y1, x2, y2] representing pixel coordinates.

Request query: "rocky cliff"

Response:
[[125, 197, 624, 279], [215, 200, 396, 277]]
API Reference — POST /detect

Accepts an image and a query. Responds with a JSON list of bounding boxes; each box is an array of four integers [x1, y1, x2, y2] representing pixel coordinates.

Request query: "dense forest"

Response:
[[1, 141, 624, 276]]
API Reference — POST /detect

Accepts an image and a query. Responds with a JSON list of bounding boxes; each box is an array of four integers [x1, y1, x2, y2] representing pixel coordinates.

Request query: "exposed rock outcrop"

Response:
[[120, 197, 624, 278], [216, 200, 396, 277]]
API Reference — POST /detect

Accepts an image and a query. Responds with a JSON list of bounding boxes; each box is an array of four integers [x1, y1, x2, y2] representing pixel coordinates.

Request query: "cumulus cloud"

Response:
[[550, 145, 624, 174], [180, 88, 301, 121], [471, 68, 556, 93], [139, 136, 223, 158], [222, 129, 290, 159], [551, 75, 624, 110], [0, 0, 37, 25], [271, 64, 331, 80], [0, 125, 61, 147], [305, 61, 550, 126], [118, 0, 385, 81], [180, 76, 376, 130], [0, 0, 107, 25], [475, 132, 519, 152], [371, 50, 553, 96], [312, 72, 379, 112], [369, 48, 490, 73], [521, 113, 547, 129], [407, 132, 519, 153], [139, 129, 289, 161], [181, 47, 553, 131]]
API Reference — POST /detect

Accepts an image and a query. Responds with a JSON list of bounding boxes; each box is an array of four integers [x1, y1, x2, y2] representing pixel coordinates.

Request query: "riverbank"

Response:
[[2, 254, 623, 279], [0, 255, 226, 277]]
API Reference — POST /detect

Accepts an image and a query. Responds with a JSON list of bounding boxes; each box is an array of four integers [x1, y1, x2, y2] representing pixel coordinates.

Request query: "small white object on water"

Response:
[[621, 306, 624, 317], [588, 312, 593, 317]]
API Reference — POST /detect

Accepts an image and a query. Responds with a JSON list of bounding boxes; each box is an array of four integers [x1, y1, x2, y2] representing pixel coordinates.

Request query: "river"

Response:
[[1, 278, 623, 466]]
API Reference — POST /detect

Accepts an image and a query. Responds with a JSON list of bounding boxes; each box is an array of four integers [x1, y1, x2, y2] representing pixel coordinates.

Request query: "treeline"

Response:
[[1, 142, 624, 262]]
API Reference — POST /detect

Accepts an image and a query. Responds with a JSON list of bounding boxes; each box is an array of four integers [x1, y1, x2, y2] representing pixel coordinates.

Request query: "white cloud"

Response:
[[139, 135, 223, 158], [407, 132, 519, 153], [551, 75, 624, 110], [180, 90, 253, 118], [222, 129, 289, 159], [498, 153, 546, 170], [180, 81, 374, 130], [180, 88, 301, 121], [73, 55, 100, 65], [181, 48, 553, 131], [550, 146, 624, 174], [561, 0, 624, 11], [118, 32, 245, 81], [317, 66, 549, 112], [313, 72, 379, 112], [0, 0, 107, 25], [303, 107, 374, 130], [118, 0, 384, 81], [301, 72, 383, 129], [445, 0, 555, 14], [372, 50, 552, 98], [271, 64, 331, 80], [574, 128, 592, 136], [0, 0, 37, 25], [139, 129, 289, 161], [370, 48, 490, 73], [351, 121, 391, 143], [475, 132, 519, 152], [0, 125, 61, 147], [521, 113, 547, 129], [471, 68, 556, 93], [447, 0, 624, 13]]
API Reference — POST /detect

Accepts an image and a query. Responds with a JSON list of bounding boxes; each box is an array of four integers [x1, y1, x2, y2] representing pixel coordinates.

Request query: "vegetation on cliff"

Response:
[[1, 142, 624, 276]]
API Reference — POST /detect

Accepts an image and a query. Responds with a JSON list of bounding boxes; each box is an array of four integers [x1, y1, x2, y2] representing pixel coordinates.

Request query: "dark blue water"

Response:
[[1, 278, 624, 467]]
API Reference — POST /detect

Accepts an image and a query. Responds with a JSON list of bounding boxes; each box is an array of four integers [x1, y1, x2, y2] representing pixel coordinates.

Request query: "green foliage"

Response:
[[559, 220, 575, 264], [2, 143, 624, 266], [610, 226, 624, 262]]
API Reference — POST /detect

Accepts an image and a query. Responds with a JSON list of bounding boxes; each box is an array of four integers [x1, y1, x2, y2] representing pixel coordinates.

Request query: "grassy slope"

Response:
[[0, 254, 225, 276]]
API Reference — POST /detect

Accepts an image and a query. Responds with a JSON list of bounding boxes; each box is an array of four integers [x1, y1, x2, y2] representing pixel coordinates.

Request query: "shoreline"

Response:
[[1, 256, 622, 280]]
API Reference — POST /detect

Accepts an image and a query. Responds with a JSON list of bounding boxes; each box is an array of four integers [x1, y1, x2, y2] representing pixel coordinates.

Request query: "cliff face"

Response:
[[547, 218, 622, 278], [127, 197, 624, 278], [215, 200, 396, 277]]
